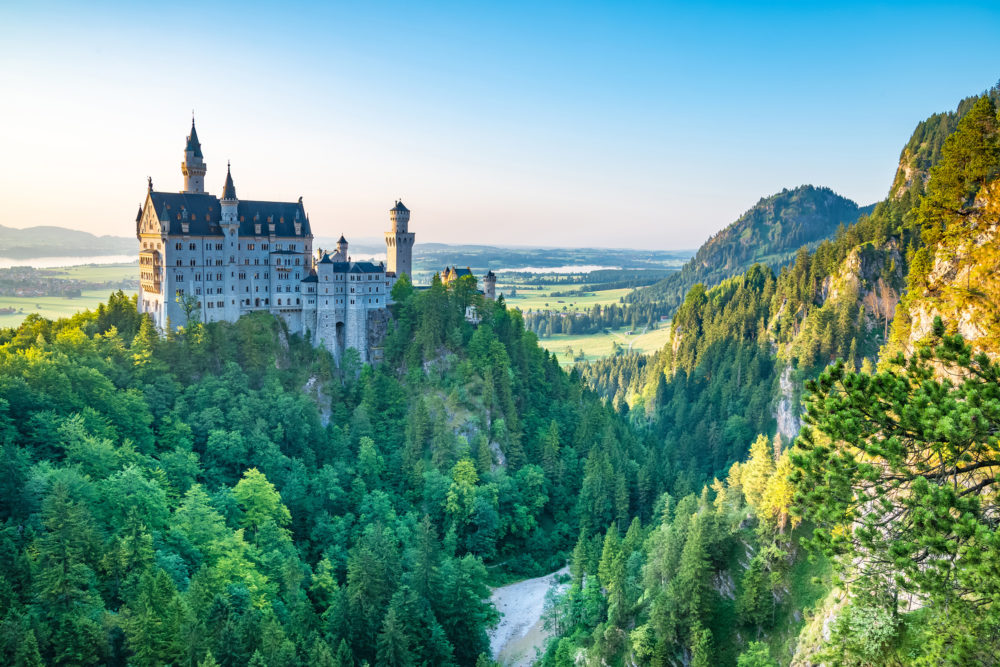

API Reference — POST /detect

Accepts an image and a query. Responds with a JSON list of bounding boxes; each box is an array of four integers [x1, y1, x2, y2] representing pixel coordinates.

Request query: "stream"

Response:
[[488, 566, 569, 666]]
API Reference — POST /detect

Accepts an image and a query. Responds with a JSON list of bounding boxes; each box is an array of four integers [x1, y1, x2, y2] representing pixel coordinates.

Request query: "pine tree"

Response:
[[14, 629, 43, 667], [375, 606, 413, 667], [741, 435, 774, 510]]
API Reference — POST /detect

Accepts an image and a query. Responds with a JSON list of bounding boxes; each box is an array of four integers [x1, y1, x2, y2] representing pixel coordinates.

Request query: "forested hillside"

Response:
[[0, 278, 660, 666], [3, 82, 1000, 667], [628, 185, 870, 312], [545, 85, 1000, 665]]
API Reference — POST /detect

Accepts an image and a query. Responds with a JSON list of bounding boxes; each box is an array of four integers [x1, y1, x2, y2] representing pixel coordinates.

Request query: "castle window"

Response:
[[189, 243, 196, 250], [278, 299, 282, 305], [190, 259, 196, 267], [176, 259, 182, 266], [175, 243, 182, 250]]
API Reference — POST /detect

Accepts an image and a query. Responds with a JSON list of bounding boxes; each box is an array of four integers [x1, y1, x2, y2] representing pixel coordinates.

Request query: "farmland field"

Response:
[[537, 324, 672, 365], [501, 285, 631, 312], [52, 262, 138, 283]]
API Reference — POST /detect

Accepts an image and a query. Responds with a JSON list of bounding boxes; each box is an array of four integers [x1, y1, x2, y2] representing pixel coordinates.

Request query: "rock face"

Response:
[[366, 308, 392, 364], [775, 366, 801, 443], [900, 181, 1000, 357]]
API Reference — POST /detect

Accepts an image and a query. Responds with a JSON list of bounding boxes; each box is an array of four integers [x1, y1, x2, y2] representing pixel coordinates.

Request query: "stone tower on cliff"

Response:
[[385, 200, 414, 279], [181, 117, 206, 194]]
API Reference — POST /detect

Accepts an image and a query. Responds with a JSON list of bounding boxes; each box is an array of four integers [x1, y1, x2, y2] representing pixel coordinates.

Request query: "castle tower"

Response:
[[385, 200, 415, 278], [332, 234, 348, 262], [181, 117, 206, 194], [220, 163, 240, 321], [483, 270, 497, 299]]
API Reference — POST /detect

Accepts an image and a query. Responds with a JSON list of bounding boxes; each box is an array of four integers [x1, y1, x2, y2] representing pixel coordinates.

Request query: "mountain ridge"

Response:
[[628, 184, 872, 311]]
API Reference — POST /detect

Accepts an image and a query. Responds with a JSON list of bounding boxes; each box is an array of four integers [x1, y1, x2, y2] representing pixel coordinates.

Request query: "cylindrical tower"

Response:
[[385, 200, 415, 279]]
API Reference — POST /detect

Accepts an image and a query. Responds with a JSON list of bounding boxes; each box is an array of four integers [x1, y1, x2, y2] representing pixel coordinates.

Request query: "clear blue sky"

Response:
[[1, 1, 998, 248]]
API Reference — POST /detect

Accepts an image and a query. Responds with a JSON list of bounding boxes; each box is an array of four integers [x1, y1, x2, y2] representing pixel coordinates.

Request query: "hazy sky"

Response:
[[1, 1, 998, 249]]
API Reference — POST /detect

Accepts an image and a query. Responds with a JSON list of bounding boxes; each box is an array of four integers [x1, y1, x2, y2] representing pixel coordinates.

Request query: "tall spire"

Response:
[[222, 161, 237, 201], [185, 116, 203, 158], [181, 116, 206, 194]]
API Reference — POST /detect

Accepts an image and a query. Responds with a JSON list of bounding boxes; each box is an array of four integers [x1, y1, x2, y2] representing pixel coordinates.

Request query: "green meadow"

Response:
[[537, 324, 672, 365], [500, 285, 631, 312]]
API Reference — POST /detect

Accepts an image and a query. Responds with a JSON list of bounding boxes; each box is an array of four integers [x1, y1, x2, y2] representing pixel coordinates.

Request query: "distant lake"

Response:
[[496, 265, 622, 274], [0, 255, 137, 269]]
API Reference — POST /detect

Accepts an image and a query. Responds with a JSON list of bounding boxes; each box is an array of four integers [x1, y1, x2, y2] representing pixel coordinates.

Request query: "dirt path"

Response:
[[489, 566, 569, 666]]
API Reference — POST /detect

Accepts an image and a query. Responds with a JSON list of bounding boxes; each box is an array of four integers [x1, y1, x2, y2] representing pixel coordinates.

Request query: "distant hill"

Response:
[[0, 224, 134, 258], [628, 184, 872, 309]]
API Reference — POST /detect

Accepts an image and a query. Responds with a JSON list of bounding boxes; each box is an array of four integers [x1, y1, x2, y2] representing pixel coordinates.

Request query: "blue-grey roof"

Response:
[[302, 274, 318, 283], [350, 262, 383, 273], [147, 191, 310, 237], [392, 200, 409, 213], [337, 234, 348, 244], [186, 120, 203, 158], [315, 255, 382, 274]]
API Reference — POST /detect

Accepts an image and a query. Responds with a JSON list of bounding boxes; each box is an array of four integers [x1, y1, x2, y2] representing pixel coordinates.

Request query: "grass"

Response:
[[537, 324, 672, 365], [502, 285, 632, 312], [0, 289, 137, 328], [47, 262, 138, 283]]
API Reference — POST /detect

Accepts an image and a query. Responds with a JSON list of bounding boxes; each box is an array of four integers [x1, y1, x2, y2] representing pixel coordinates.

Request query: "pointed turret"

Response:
[[182, 116, 207, 194], [220, 162, 239, 229], [222, 161, 237, 201], [185, 118, 203, 158]]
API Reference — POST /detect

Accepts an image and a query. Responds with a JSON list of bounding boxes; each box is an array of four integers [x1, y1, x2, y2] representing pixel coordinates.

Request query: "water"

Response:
[[496, 264, 621, 274], [0, 255, 137, 269]]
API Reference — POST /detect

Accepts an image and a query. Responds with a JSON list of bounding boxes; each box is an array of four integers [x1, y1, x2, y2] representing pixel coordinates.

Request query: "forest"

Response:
[[2, 84, 1000, 667], [533, 86, 1000, 665]]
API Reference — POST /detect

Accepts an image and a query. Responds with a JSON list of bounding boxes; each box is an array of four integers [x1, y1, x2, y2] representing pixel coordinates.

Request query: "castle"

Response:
[[135, 119, 415, 364]]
